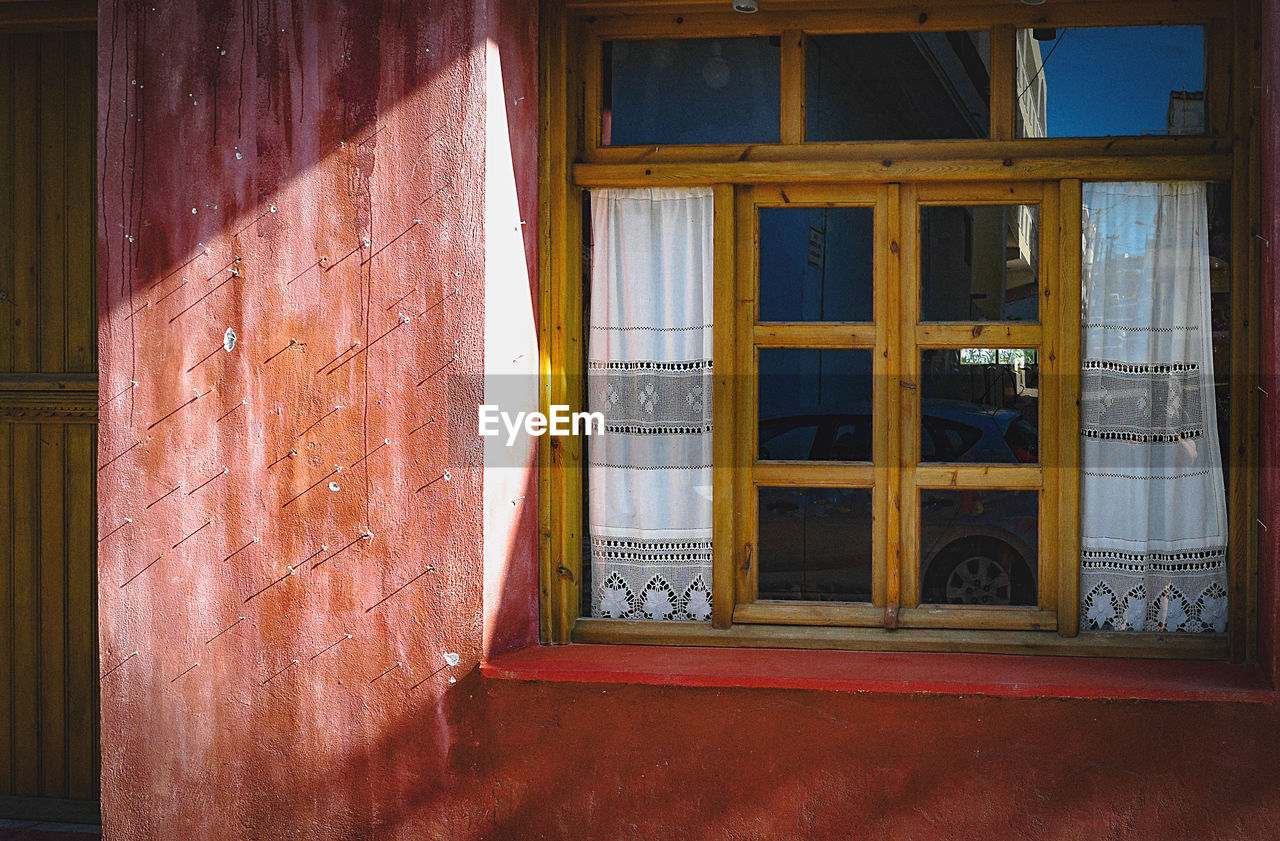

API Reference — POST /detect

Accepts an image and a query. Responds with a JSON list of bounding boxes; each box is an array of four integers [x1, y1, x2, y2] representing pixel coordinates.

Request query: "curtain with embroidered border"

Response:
[[587, 188, 714, 621], [1079, 181, 1229, 633]]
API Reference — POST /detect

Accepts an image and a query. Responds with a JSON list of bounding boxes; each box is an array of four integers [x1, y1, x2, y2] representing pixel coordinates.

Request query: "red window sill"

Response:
[[482, 644, 1276, 703]]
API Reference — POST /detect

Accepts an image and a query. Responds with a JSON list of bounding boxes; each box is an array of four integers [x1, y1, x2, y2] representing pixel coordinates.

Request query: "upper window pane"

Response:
[[1017, 26, 1206, 138], [921, 204, 1039, 322], [806, 32, 990, 141], [759, 206, 874, 322], [603, 38, 781, 146]]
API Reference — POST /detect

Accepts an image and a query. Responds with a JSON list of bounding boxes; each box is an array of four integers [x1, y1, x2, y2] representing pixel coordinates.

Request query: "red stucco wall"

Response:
[[97, 1, 1280, 839]]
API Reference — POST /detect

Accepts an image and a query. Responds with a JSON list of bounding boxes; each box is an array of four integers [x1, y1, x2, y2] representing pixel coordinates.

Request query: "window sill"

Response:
[[481, 643, 1276, 704]]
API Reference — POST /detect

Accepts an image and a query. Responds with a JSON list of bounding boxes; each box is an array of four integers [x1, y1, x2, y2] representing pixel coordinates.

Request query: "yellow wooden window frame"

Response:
[[539, 0, 1261, 662]]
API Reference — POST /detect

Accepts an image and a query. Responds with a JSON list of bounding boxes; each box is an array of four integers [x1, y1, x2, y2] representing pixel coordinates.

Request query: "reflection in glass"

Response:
[[920, 490, 1038, 605], [806, 33, 990, 141], [604, 38, 781, 146], [759, 207, 874, 322], [758, 487, 873, 602], [758, 349, 873, 461], [921, 205, 1039, 321], [920, 349, 1039, 463], [1017, 26, 1205, 138]]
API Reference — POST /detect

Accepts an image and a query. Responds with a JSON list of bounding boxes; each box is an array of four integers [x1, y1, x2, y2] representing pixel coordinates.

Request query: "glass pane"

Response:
[[759, 206, 874, 322], [1017, 26, 1205, 138], [806, 32, 990, 141], [758, 487, 873, 602], [604, 38, 781, 146], [920, 490, 1038, 605], [921, 204, 1039, 321], [920, 349, 1039, 463], [759, 349, 873, 461]]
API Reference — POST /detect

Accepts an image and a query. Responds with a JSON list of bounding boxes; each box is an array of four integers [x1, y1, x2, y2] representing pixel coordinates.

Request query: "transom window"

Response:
[[539, 1, 1259, 661]]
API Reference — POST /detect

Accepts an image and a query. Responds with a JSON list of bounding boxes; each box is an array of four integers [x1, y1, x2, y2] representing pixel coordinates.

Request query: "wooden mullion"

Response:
[[989, 25, 1016, 142], [780, 30, 805, 145], [1057, 179, 1083, 638], [1038, 180, 1061, 616], [712, 184, 736, 629], [753, 323, 875, 348], [875, 184, 900, 614], [734, 187, 758, 604], [898, 183, 921, 610]]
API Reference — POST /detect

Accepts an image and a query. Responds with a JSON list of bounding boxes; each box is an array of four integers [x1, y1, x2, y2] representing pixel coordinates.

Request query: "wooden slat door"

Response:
[[0, 29, 99, 803]]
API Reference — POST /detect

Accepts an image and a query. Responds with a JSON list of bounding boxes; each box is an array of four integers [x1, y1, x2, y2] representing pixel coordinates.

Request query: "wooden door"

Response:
[[0, 28, 99, 804]]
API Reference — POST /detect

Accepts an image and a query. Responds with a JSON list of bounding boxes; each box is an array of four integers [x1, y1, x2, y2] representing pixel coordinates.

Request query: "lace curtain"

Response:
[[588, 188, 714, 621], [1079, 182, 1229, 632]]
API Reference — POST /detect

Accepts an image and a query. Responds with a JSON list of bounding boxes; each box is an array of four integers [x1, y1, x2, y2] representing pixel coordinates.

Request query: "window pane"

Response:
[[1017, 26, 1206, 138], [920, 490, 1038, 605], [759, 349, 873, 461], [920, 348, 1039, 463], [758, 487, 873, 602], [921, 204, 1039, 321], [604, 38, 781, 146], [806, 32, 990, 141], [759, 206, 874, 321]]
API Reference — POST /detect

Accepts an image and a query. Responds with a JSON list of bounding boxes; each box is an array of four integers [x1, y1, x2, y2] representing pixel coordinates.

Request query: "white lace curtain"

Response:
[[1079, 182, 1229, 633], [588, 188, 714, 621]]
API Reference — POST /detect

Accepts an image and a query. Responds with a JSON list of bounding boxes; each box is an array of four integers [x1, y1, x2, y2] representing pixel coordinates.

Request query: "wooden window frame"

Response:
[[539, 0, 1261, 662]]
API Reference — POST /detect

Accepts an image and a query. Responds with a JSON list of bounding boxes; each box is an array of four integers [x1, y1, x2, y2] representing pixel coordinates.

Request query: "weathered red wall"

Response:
[[97, 1, 1280, 839]]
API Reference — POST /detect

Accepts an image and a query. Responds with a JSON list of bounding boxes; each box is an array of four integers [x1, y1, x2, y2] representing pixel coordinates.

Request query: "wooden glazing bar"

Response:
[[753, 323, 876, 347], [753, 462, 875, 488], [913, 464, 1043, 490], [989, 25, 1016, 142], [1038, 180, 1061, 616], [734, 187, 759, 604], [780, 30, 805, 145], [914, 323, 1041, 347], [874, 184, 899, 612]]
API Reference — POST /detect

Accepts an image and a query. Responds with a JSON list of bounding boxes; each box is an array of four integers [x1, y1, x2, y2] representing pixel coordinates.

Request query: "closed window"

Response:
[[542, 3, 1256, 661]]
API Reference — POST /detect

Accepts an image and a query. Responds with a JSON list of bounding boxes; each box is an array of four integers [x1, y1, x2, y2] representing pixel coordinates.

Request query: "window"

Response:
[[540, 2, 1258, 661]]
